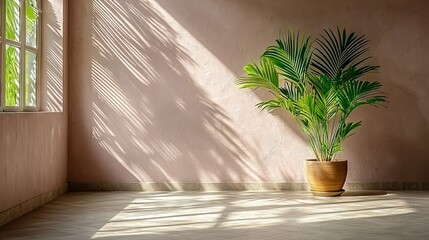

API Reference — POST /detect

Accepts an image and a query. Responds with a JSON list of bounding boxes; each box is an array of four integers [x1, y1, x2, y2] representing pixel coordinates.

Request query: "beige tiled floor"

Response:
[[1, 191, 429, 239]]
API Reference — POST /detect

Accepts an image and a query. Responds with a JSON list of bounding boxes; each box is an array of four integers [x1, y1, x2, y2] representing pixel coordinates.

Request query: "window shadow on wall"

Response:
[[41, 0, 64, 112]]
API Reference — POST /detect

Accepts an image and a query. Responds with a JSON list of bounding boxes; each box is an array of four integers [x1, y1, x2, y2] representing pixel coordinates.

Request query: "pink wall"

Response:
[[0, 0, 67, 212], [68, 0, 429, 184]]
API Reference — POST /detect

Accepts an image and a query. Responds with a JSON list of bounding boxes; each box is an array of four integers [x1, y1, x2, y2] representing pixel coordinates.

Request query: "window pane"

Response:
[[5, 45, 21, 107], [25, 51, 37, 107], [26, 0, 38, 47], [6, 0, 21, 42]]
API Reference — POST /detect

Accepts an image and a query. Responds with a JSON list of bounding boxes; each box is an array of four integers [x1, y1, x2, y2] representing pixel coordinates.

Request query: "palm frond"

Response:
[[338, 80, 386, 116], [308, 74, 338, 121], [297, 94, 316, 123], [255, 99, 282, 112], [263, 31, 312, 87], [339, 121, 362, 139], [312, 28, 374, 83], [235, 58, 280, 94], [339, 65, 379, 85]]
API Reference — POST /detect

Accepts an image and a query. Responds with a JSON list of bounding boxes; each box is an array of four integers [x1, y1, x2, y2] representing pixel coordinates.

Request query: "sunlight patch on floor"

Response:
[[296, 198, 415, 223], [91, 193, 416, 239], [91, 195, 226, 238]]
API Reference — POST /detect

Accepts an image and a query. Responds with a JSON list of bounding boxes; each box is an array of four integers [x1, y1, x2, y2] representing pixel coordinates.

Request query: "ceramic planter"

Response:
[[305, 159, 348, 197]]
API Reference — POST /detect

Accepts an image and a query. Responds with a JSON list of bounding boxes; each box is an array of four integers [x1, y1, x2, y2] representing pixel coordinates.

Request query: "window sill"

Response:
[[0, 111, 64, 115]]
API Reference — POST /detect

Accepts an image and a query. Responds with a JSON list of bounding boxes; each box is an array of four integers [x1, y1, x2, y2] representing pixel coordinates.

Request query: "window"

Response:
[[1, 0, 40, 111]]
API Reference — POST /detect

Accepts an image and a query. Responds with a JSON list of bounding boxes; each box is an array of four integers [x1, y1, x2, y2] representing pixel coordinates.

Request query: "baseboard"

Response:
[[69, 182, 309, 191], [68, 182, 429, 191], [0, 183, 68, 227]]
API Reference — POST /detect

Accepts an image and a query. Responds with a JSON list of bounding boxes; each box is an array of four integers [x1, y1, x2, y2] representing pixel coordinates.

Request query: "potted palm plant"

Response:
[[236, 29, 386, 196]]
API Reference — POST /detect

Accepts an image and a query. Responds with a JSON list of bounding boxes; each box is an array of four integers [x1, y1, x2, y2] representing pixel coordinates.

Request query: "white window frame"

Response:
[[0, 0, 41, 112]]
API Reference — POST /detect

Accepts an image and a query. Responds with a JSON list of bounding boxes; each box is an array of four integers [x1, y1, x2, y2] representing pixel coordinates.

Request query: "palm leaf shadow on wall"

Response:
[[72, 0, 272, 184]]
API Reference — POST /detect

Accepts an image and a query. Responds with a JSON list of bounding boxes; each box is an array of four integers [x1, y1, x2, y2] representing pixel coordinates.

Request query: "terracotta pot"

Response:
[[305, 159, 348, 197]]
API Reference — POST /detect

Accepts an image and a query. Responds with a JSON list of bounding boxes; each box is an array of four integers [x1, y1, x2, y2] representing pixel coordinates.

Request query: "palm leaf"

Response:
[[312, 28, 375, 84], [339, 65, 379, 85], [338, 80, 386, 116], [235, 58, 280, 94], [255, 99, 282, 112], [263, 31, 312, 88], [308, 74, 338, 121]]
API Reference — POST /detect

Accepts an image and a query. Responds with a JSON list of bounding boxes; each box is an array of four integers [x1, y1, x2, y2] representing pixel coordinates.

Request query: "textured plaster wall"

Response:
[[68, 0, 429, 184], [0, 0, 67, 212]]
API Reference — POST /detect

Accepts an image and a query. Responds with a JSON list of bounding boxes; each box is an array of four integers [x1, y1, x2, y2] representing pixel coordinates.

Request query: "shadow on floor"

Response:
[[342, 190, 387, 197]]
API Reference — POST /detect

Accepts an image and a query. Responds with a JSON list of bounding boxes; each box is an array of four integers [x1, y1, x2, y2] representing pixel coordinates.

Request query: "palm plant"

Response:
[[236, 28, 386, 161]]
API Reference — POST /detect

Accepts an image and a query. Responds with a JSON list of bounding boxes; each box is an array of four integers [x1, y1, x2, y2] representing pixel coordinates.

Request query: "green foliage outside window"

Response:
[[4, 0, 38, 107]]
